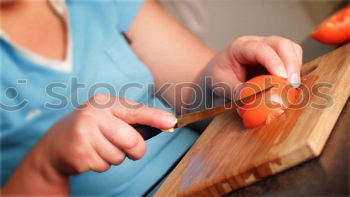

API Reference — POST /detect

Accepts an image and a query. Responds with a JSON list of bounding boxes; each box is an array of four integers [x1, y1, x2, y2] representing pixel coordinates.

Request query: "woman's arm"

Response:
[[1, 140, 69, 195], [126, 0, 302, 113], [126, 0, 216, 113]]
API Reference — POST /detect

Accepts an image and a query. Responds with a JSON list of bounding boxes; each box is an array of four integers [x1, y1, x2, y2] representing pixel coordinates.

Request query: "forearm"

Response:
[[127, 0, 216, 113], [2, 140, 68, 195]]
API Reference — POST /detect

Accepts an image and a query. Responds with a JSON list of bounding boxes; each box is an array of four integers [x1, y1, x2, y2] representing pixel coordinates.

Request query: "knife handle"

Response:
[[131, 124, 162, 140]]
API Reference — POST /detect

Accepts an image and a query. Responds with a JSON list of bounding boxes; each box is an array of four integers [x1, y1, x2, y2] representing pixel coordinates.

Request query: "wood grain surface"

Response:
[[155, 43, 350, 197]]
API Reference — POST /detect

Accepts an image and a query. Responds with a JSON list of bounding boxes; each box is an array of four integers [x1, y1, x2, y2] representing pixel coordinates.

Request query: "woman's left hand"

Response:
[[207, 35, 303, 98]]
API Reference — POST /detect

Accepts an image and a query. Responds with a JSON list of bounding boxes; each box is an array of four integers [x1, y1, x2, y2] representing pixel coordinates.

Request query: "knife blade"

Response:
[[133, 85, 274, 140], [174, 85, 274, 128]]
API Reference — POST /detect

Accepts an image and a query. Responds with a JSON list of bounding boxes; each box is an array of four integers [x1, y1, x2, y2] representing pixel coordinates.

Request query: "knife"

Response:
[[132, 85, 274, 140]]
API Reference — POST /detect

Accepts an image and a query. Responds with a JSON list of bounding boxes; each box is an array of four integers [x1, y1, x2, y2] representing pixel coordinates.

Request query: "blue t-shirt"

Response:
[[0, 0, 199, 196]]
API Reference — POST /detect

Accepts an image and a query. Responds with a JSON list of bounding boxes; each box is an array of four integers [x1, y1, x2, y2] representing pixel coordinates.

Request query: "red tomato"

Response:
[[237, 75, 298, 129], [311, 6, 350, 44]]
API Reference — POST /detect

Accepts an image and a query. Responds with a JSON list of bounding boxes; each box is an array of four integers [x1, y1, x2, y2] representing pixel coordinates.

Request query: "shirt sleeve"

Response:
[[114, 0, 144, 33]]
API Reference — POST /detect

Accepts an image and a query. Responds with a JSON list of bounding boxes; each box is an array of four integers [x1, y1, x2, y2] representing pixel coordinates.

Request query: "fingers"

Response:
[[55, 96, 159, 175], [88, 94, 177, 129], [111, 98, 177, 129], [85, 95, 173, 160], [236, 40, 287, 78], [288, 43, 302, 87], [87, 149, 111, 173], [293, 43, 303, 65], [231, 36, 303, 87], [263, 36, 302, 87], [99, 115, 146, 160], [91, 130, 126, 165]]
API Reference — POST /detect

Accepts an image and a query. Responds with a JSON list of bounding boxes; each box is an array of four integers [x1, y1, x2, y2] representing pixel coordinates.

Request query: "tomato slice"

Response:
[[237, 75, 298, 129], [311, 6, 350, 45]]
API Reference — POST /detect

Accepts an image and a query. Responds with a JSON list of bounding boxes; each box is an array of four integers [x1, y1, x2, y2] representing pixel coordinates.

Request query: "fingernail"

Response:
[[162, 128, 175, 132], [276, 67, 288, 78], [163, 114, 177, 126], [289, 73, 300, 88]]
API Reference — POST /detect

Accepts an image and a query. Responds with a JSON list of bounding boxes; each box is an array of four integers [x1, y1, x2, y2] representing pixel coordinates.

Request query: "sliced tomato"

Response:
[[237, 75, 298, 129], [311, 6, 350, 45]]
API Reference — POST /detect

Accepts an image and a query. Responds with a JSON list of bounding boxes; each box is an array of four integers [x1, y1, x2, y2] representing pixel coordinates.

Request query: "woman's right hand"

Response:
[[39, 94, 177, 175], [2, 95, 177, 195], [0, 95, 177, 195]]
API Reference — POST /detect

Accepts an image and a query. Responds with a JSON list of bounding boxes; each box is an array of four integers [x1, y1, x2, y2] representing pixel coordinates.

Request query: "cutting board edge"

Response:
[[178, 142, 318, 197]]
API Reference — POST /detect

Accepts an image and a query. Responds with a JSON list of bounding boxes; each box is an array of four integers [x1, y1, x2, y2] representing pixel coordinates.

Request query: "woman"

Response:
[[0, 0, 302, 195]]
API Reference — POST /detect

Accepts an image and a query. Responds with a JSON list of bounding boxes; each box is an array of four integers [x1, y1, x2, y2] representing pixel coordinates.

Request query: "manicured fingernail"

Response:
[[289, 73, 300, 88], [162, 128, 175, 132], [163, 114, 177, 125], [276, 67, 288, 78]]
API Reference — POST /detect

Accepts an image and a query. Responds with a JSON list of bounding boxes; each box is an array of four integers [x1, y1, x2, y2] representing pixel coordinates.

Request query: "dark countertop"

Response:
[[226, 97, 349, 197]]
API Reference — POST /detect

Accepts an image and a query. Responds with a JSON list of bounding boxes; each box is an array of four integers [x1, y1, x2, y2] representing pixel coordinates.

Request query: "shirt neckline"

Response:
[[0, 0, 73, 72]]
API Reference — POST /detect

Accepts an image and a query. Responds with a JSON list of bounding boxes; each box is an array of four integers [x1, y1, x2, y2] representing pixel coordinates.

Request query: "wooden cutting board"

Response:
[[155, 43, 350, 197]]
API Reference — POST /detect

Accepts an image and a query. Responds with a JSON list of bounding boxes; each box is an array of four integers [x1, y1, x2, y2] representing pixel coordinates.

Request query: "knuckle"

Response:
[[230, 36, 260, 55], [130, 103, 146, 114], [150, 108, 163, 119], [93, 160, 110, 173], [131, 144, 146, 160], [268, 35, 283, 41], [276, 38, 289, 49], [128, 108, 138, 119], [76, 111, 95, 123], [236, 35, 252, 42], [254, 42, 269, 51], [232, 36, 246, 44], [74, 125, 88, 137], [118, 98, 142, 111], [74, 112, 97, 134], [295, 44, 303, 53], [230, 36, 248, 50], [238, 39, 255, 50], [122, 109, 137, 124], [126, 105, 147, 123], [122, 134, 139, 150], [112, 152, 126, 165], [93, 94, 109, 102], [90, 94, 114, 107]]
